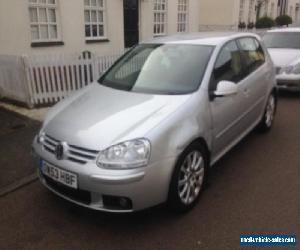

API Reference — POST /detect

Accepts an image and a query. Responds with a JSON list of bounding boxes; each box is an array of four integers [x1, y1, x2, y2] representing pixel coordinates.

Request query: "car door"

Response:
[[237, 37, 269, 127], [209, 40, 250, 159]]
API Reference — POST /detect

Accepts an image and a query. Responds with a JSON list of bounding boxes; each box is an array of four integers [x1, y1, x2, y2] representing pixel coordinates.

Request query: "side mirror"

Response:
[[212, 80, 238, 98]]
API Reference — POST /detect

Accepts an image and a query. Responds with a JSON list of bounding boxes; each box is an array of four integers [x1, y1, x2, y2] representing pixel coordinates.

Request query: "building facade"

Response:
[[260, 0, 300, 23], [239, 0, 257, 24], [256, 0, 278, 19], [1, 0, 300, 58], [0, 0, 201, 56], [282, 0, 300, 23], [199, 0, 240, 30]]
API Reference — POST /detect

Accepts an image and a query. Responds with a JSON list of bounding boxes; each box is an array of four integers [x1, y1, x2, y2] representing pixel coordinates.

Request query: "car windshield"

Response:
[[98, 44, 214, 95], [263, 32, 300, 49]]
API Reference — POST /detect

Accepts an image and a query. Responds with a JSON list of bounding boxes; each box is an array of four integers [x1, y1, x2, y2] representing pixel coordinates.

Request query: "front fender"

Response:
[[146, 93, 212, 165]]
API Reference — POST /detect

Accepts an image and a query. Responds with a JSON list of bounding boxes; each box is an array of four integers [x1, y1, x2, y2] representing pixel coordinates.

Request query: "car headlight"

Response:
[[292, 63, 300, 74], [279, 65, 293, 74], [96, 139, 151, 169], [280, 63, 300, 75]]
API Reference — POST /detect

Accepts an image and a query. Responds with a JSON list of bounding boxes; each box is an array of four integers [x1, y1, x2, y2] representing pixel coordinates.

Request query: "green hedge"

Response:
[[256, 16, 275, 28], [275, 15, 293, 26]]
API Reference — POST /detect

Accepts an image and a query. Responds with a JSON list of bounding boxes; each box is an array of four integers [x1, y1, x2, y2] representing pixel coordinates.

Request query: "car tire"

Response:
[[167, 141, 209, 213], [257, 91, 277, 133]]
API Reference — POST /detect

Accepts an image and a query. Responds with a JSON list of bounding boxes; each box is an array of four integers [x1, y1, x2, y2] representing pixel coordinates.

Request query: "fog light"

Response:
[[37, 133, 45, 144], [102, 195, 132, 210]]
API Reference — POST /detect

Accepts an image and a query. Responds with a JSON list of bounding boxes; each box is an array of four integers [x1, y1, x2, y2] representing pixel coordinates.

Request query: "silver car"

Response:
[[263, 28, 300, 91], [32, 33, 277, 213]]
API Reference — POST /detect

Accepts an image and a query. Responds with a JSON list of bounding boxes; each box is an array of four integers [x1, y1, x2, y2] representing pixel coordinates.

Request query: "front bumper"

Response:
[[276, 74, 300, 91], [32, 140, 176, 212]]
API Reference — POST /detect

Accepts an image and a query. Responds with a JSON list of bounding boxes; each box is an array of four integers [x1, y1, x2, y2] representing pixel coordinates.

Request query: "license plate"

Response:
[[42, 161, 78, 189]]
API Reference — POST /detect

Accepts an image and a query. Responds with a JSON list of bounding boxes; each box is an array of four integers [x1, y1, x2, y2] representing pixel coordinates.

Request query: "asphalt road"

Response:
[[0, 92, 299, 250], [0, 108, 39, 189]]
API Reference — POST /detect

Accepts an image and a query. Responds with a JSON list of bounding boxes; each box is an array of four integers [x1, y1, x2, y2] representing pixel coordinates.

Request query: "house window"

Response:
[[84, 0, 106, 40], [290, 6, 293, 17], [239, 0, 245, 22], [177, 0, 188, 32], [154, 0, 167, 36], [270, 3, 275, 18], [295, 5, 299, 22], [29, 0, 60, 42], [264, 0, 269, 16], [248, 0, 255, 23]]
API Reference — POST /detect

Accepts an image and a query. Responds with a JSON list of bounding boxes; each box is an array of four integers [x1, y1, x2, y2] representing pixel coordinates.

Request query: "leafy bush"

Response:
[[247, 22, 255, 29], [275, 15, 293, 26], [256, 16, 275, 28], [238, 22, 246, 29]]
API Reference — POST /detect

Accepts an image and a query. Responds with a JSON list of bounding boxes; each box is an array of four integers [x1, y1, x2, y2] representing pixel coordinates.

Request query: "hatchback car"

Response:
[[32, 32, 277, 213], [263, 28, 300, 91]]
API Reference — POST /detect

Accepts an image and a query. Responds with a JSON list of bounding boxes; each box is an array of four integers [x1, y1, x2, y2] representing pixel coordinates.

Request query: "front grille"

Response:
[[44, 175, 91, 205], [277, 81, 299, 88], [42, 134, 99, 164]]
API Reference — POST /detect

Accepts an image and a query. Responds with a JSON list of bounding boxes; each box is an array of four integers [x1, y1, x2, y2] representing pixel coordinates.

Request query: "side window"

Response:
[[238, 37, 265, 76], [210, 40, 243, 91]]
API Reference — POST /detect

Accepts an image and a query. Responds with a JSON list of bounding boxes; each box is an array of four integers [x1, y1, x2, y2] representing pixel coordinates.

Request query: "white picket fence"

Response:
[[0, 52, 125, 107]]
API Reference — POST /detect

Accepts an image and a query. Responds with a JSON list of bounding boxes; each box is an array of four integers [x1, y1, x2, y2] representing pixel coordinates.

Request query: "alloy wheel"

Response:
[[265, 95, 275, 127], [178, 151, 205, 205]]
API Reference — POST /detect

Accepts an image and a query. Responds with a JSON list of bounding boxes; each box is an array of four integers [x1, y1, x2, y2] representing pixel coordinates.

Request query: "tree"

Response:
[[275, 15, 293, 26]]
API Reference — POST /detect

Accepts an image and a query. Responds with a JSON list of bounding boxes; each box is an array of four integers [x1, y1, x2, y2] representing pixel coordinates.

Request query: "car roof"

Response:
[[142, 32, 259, 46], [267, 27, 300, 33]]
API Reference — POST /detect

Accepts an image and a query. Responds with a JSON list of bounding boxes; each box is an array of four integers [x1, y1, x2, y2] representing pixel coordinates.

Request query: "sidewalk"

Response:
[[0, 101, 49, 122]]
